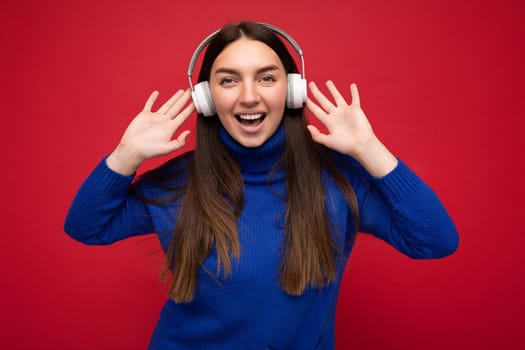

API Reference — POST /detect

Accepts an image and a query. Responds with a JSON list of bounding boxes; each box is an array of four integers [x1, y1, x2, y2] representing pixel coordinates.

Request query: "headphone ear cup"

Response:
[[191, 81, 216, 117], [286, 73, 307, 109]]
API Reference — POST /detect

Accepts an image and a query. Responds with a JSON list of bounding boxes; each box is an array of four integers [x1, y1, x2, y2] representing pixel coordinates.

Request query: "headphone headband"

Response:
[[187, 22, 306, 91]]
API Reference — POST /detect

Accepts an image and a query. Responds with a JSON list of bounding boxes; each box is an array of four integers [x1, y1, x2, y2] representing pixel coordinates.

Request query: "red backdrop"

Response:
[[2, 0, 524, 349]]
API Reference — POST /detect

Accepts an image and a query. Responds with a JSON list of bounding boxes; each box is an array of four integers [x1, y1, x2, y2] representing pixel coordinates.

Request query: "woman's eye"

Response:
[[260, 75, 276, 83], [219, 77, 236, 85]]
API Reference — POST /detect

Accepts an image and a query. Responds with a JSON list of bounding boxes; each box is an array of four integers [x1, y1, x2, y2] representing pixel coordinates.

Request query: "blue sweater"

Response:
[[64, 125, 458, 349]]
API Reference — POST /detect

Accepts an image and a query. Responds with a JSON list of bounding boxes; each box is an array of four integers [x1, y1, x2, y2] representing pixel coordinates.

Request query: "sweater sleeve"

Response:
[[64, 157, 155, 245], [358, 159, 459, 259]]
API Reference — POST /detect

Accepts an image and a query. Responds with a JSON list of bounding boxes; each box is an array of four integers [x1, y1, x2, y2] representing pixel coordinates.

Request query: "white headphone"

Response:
[[187, 23, 307, 117]]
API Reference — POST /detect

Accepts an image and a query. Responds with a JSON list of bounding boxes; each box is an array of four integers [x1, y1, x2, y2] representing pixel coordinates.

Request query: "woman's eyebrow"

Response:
[[213, 64, 281, 75], [256, 65, 280, 74]]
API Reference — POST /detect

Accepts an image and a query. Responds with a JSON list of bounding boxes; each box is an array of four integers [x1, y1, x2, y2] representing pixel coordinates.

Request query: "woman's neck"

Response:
[[219, 123, 285, 175]]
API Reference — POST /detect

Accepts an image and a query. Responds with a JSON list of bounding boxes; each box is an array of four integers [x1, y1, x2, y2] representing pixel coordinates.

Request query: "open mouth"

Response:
[[235, 113, 267, 126]]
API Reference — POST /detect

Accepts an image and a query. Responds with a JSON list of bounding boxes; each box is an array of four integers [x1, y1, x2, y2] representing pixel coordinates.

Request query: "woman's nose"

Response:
[[239, 82, 261, 105]]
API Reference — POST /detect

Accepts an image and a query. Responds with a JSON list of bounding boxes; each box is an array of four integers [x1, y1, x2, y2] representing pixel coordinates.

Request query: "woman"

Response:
[[65, 21, 458, 349]]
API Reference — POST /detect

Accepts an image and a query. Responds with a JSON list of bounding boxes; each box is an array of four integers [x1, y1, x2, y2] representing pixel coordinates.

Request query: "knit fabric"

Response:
[[64, 124, 458, 349]]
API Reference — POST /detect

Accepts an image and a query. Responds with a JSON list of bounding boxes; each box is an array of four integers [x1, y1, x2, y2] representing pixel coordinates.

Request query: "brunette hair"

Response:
[[139, 22, 359, 303]]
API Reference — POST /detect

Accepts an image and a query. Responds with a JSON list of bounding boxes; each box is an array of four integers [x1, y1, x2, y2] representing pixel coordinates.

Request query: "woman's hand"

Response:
[[106, 89, 195, 175], [306, 81, 397, 177]]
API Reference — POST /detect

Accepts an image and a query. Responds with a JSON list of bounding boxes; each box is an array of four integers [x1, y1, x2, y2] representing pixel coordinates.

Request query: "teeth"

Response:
[[238, 113, 264, 120]]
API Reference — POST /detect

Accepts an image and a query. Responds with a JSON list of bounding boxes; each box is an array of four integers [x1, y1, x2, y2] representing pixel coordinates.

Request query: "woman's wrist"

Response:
[[352, 137, 398, 178], [106, 144, 143, 176]]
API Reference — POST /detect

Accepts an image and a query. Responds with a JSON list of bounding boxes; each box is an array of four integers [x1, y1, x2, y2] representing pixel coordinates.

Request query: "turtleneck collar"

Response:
[[219, 123, 285, 176]]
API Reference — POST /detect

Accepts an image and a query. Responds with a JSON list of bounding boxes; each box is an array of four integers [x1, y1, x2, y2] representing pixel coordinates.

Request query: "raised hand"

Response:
[[306, 81, 397, 177], [306, 81, 375, 156], [107, 89, 195, 175]]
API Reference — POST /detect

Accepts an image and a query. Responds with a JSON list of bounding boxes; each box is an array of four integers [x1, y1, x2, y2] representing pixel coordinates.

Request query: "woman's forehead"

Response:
[[211, 38, 284, 73]]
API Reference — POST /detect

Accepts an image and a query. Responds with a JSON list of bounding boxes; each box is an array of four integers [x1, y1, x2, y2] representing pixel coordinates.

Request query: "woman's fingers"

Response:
[[143, 91, 160, 112], [168, 130, 191, 151], [308, 81, 337, 113], [306, 124, 331, 147], [143, 89, 193, 116], [306, 97, 328, 122], [170, 101, 195, 130], [308, 80, 352, 113], [166, 89, 193, 119], [325, 80, 348, 106], [350, 83, 360, 106], [157, 89, 185, 114]]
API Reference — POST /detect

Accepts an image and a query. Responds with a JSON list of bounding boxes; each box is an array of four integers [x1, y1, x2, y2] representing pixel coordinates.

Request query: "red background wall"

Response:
[[2, 0, 524, 348]]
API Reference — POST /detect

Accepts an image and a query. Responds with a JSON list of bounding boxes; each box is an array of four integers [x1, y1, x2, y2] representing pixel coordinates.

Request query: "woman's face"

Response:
[[209, 38, 287, 148]]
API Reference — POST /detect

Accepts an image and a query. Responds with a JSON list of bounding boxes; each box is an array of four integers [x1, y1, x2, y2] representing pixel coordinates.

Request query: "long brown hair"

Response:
[[139, 22, 359, 302]]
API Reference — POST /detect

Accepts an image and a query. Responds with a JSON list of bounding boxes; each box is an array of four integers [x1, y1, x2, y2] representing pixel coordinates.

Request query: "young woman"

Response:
[[65, 21, 458, 349]]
